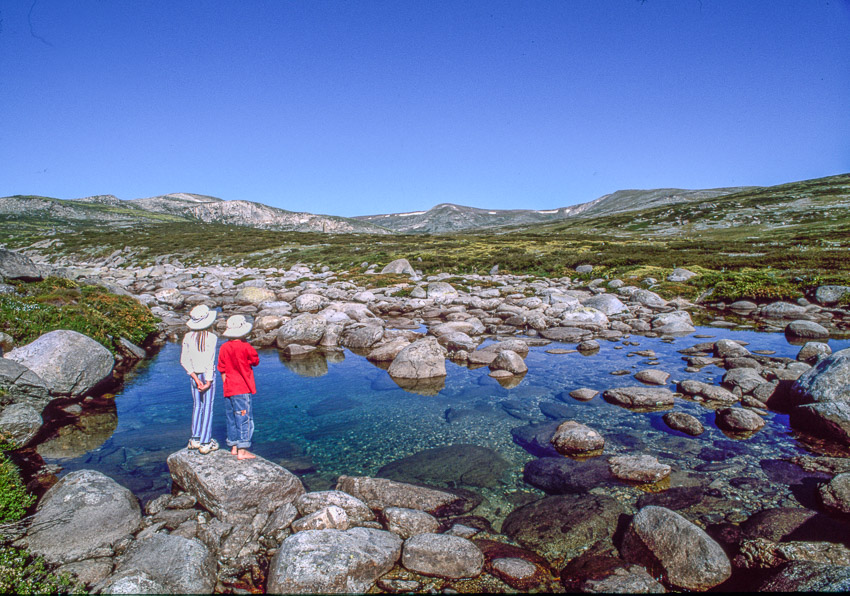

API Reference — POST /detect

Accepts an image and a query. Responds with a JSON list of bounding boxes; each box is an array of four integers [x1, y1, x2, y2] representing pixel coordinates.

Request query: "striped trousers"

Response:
[[190, 373, 216, 444]]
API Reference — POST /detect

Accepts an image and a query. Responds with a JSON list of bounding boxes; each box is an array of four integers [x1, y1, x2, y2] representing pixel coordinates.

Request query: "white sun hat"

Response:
[[223, 314, 253, 338], [186, 304, 217, 330]]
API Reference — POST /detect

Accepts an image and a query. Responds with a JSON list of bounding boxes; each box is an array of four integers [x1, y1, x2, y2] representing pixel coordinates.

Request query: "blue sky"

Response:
[[2, 1, 849, 217]]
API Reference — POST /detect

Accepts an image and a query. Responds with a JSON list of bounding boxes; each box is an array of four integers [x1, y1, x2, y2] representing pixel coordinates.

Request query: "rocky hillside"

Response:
[[355, 188, 752, 233], [0, 193, 390, 234]]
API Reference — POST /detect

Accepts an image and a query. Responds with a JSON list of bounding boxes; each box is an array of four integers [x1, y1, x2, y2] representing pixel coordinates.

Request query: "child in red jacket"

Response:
[[217, 315, 260, 460]]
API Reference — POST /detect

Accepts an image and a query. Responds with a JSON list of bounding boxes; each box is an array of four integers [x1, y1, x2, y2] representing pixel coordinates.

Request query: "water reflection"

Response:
[[37, 401, 118, 459], [279, 351, 329, 377]]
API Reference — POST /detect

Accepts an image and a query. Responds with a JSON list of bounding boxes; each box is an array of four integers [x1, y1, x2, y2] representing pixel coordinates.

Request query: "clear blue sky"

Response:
[[2, 1, 849, 217]]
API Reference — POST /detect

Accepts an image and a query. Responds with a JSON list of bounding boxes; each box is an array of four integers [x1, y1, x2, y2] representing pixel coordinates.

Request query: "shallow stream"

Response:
[[41, 327, 850, 529]]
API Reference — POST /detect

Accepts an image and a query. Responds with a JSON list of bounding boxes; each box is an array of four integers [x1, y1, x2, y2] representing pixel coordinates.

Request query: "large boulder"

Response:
[[0, 358, 51, 412], [760, 561, 850, 591], [814, 285, 850, 306], [387, 337, 447, 380], [22, 470, 141, 565], [276, 313, 328, 347], [785, 320, 830, 340], [790, 348, 850, 404], [402, 533, 484, 579], [167, 449, 305, 524], [294, 490, 376, 525], [381, 259, 415, 276], [102, 533, 216, 594], [4, 330, 114, 397], [0, 248, 43, 281], [267, 528, 402, 594], [620, 505, 731, 591], [790, 402, 850, 445], [550, 421, 604, 456], [340, 322, 384, 350]]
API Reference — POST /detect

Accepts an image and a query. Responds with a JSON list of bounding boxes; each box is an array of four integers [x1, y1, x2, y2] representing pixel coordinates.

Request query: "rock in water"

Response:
[[267, 528, 402, 594], [620, 505, 731, 591], [550, 421, 604, 455], [608, 455, 671, 483], [167, 448, 305, 524], [387, 337, 447, 380], [603, 387, 675, 410], [5, 330, 114, 397], [791, 347, 850, 404], [402, 533, 484, 579], [23, 470, 141, 565]]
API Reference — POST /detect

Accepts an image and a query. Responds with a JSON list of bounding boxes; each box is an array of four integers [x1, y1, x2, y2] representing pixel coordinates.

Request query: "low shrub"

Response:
[[0, 278, 158, 355]]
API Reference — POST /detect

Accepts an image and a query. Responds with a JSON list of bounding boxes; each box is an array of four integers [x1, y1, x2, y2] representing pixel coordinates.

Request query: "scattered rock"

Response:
[[662, 411, 704, 435], [387, 337, 447, 380], [818, 473, 850, 515], [382, 507, 440, 539], [634, 369, 670, 385], [603, 386, 675, 410], [715, 407, 766, 433], [336, 475, 475, 516], [785, 320, 830, 340]]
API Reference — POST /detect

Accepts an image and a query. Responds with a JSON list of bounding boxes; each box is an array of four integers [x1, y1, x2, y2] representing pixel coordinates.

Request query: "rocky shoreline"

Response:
[[3, 248, 850, 593]]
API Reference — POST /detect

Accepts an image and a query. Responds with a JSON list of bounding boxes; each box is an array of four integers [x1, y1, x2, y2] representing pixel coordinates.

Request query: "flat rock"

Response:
[[5, 330, 114, 397], [677, 379, 738, 404], [291, 505, 350, 532], [790, 347, 850, 404], [267, 527, 402, 594], [608, 454, 671, 483], [23, 469, 141, 565], [621, 505, 731, 591], [376, 444, 508, 488], [634, 369, 670, 385], [336, 475, 475, 516], [603, 386, 675, 410], [539, 327, 592, 343], [402, 533, 484, 579], [167, 448, 305, 524], [523, 457, 613, 494]]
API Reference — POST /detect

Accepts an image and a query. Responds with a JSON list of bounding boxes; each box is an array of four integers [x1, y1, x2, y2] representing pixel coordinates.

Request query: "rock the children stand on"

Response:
[[179, 304, 219, 454], [218, 314, 260, 460]]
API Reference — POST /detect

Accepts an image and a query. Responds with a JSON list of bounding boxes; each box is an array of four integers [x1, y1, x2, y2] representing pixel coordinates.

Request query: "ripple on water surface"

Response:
[[46, 327, 850, 526]]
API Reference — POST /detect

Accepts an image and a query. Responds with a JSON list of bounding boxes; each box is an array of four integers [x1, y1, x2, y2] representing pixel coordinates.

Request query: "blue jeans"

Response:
[[224, 393, 254, 449]]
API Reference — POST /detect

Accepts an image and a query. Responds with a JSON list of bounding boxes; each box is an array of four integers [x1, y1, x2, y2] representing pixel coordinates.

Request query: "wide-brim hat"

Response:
[[187, 304, 217, 330], [223, 314, 253, 338]]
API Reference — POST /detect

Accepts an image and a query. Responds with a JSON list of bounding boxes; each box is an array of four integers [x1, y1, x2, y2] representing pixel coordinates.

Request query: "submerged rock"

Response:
[[603, 386, 675, 410], [550, 420, 604, 455], [608, 454, 671, 483], [336, 475, 475, 516]]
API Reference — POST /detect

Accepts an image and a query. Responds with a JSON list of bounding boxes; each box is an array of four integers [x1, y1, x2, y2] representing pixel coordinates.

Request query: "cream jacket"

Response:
[[180, 331, 218, 378]]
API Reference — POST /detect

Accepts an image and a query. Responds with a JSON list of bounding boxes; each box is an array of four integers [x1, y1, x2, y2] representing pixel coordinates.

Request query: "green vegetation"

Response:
[[0, 438, 34, 523], [0, 278, 158, 355]]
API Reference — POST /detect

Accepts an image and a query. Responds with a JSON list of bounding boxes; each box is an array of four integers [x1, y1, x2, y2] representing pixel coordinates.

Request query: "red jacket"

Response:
[[217, 339, 259, 397]]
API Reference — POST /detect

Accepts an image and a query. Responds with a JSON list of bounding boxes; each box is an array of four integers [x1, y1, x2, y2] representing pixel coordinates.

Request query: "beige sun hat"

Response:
[[186, 304, 217, 330], [223, 314, 253, 338]]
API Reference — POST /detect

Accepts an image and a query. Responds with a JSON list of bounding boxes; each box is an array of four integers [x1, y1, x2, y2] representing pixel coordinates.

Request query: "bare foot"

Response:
[[237, 449, 256, 460], [231, 446, 238, 456]]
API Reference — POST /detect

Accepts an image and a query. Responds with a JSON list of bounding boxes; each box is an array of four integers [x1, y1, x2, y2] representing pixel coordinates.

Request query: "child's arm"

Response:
[[248, 344, 259, 367]]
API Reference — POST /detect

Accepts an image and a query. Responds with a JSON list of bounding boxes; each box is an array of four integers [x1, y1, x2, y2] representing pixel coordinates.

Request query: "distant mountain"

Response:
[[354, 187, 752, 233], [0, 193, 391, 234]]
